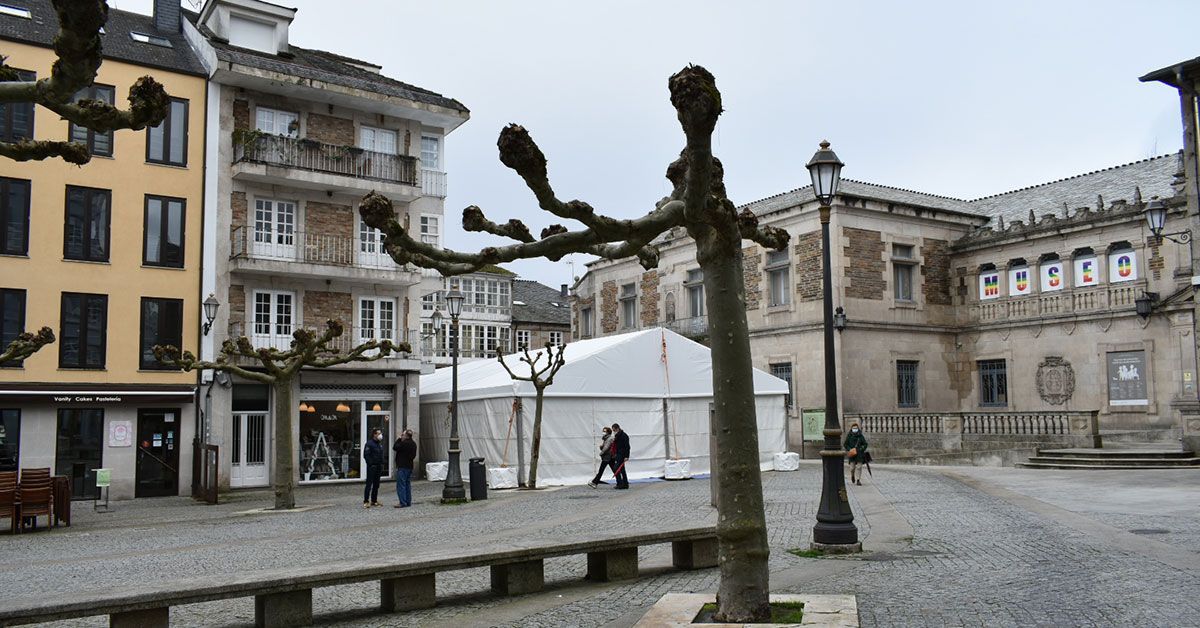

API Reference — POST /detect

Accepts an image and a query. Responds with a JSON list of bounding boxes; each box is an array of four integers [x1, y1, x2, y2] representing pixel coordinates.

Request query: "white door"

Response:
[[256, 107, 298, 138], [252, 291, 294, 350], [358, 297, 397, 353], [230, 412, 269, 488], [252, 199, 296, 259], [357, 216, 391, 268]]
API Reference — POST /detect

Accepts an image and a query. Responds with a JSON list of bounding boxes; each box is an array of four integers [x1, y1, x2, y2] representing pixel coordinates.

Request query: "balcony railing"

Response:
[[421, 169, 447, 197], [229, 322, 418, 358], [231, 226, 402, 271], [665, 315, 709, 338], [970, 282, 1146, 324], [234, 134, 419, 186]]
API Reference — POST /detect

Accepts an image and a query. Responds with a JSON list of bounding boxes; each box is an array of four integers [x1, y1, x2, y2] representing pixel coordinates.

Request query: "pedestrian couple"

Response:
[[361, 428, 418, 508], [588, 423, 630, 489]]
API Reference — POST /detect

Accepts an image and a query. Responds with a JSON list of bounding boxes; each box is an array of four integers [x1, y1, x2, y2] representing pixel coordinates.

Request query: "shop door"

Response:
[[135, 409, 179, 498], [56, 408, 104, 499], [231, 412, 269, 488]]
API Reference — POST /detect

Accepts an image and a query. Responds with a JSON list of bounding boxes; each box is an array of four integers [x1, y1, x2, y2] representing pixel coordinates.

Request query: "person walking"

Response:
[[363, 428, 385, 508], [844, 422, 869, 486], [588, 426, 615, 488], [611, 423, 630, 489], [393, 429, 417, 508]]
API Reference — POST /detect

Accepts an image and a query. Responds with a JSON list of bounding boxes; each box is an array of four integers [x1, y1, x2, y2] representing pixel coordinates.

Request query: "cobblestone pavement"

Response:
[[1, 464, 1197, 627]]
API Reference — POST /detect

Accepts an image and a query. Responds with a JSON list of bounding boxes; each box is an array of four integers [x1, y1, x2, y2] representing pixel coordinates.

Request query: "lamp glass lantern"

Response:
[[806, 140, 844, 206], [1143, 199, 1167, 237], [202, 294, 220, 335], [431, 307, 444, 330], [1135, 292, 1155, 319], [833, 306, 847, 331], [445, 290, 464, 319]]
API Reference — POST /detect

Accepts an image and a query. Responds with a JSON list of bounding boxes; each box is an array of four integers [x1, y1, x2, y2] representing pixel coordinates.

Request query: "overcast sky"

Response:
[[120, 0, 1200, 288]]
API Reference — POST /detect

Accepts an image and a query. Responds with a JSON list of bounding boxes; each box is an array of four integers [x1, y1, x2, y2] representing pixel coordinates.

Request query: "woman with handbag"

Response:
[[588, 426, 615, 488], [844, 422, 869, 486]]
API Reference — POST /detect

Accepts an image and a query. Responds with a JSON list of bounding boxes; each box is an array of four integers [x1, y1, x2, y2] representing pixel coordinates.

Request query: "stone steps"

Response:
[[1019, 446, 1200, 469]]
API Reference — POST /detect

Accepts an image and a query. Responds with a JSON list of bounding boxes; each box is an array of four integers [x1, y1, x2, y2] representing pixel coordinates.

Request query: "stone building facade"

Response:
[[572, 154, 1193, 449]]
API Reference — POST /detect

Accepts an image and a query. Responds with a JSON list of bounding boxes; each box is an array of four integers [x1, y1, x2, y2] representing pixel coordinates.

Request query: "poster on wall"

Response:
[[1107, 350, 1148, 406], [1108, 250, 1138, 283], [800, 408, 825, 442], [1008, 266, 1034, 297], [1040, 261, 1065, 292], [1074, 256, 1100, 287], [979, 271, 1001, 300], [108, 420, 132, 447]]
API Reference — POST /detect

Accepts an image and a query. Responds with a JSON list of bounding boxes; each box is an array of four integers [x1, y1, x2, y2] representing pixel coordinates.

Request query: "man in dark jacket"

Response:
[[393, 429, 417, 508], [363, 429, 386, 507], [611, 423, 630, 489]]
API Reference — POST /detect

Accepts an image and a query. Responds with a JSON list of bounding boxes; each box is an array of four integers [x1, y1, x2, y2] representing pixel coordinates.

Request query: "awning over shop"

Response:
[[0, 383, 196, 404]]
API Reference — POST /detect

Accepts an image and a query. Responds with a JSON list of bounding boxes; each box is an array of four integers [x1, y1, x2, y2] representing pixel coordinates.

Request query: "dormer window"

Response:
[[228, 14, 276, 53], [0, 4, 32, 19], [130, 32, 172, 48]]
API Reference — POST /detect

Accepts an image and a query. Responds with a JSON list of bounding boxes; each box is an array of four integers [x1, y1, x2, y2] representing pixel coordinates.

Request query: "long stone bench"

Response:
[[0, 525, 718, 627]]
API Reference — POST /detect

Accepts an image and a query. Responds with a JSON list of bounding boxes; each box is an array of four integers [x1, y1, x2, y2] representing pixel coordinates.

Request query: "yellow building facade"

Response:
[[0, 3, 207, 500]]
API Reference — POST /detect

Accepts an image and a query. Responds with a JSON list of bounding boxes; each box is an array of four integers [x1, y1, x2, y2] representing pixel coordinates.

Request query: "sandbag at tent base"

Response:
[[664, 458, 692, 480], [773, 452, 800, 471], [487, 466, 518, 489]]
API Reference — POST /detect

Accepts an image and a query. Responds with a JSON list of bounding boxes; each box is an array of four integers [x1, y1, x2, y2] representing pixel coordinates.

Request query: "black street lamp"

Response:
[[805, 141, 860, 552], [443, 290, 466, 501], [1143, 198, 1192, 244], [202, 294, 220, 336]]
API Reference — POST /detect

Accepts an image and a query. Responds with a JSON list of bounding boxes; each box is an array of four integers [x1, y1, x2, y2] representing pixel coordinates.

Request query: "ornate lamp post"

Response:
[[1143, 198, 1192, 244], [442, 289, 466, 501], [805, 141, 860, 551]]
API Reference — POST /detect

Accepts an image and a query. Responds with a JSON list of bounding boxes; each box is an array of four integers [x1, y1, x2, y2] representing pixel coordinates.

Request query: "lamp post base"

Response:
[[443, 448, 466, 501], [810, 540, 862, 554], [811, 520, 862, 550]]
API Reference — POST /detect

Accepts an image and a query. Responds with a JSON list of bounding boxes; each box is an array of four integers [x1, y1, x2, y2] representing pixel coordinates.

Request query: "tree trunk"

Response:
[[272, 378, 296, 510], [700, 250, 771, 622], [528, 388, 545, 488]]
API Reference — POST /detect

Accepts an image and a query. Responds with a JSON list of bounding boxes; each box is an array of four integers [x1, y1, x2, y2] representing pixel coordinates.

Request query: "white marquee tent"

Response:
[[418, 328, 789, 486]]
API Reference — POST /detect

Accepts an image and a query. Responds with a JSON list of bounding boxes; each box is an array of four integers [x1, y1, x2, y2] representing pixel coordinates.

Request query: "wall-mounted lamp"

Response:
[[202, 294, 220, 336], [833, 306, 847, 332], [1135, 291, 1159, 320], [1143, 198, 1192, 244]]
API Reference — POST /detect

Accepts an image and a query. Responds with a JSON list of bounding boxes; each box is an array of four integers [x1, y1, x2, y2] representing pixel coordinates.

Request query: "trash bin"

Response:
[[468, 457, 487, 501]]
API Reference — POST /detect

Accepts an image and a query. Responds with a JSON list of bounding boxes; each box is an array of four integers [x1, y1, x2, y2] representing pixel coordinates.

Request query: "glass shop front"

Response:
[[298, 397, 391, 483]]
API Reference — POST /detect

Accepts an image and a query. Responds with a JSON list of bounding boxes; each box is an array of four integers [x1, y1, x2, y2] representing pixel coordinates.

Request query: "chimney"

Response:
[[153, 0, 181, 33], [560, 284, 568, 297]]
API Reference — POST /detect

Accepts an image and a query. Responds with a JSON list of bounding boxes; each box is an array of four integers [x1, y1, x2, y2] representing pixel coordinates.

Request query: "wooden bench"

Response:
[[0, 525, 717, 627]]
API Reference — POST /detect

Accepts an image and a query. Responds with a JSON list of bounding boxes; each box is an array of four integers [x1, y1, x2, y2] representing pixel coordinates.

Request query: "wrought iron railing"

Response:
[[421, 169, 447, 197], [228, 322, 418, 358], [230, 226, 401, 271], [234, 133, 419, 186], [666, 315, 708, 337]]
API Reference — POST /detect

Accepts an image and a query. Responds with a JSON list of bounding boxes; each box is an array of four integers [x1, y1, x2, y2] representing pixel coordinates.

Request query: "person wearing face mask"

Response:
[[843, 422, 868, 486], [588, 426, 615, 488], [363, 428, 386, 508]]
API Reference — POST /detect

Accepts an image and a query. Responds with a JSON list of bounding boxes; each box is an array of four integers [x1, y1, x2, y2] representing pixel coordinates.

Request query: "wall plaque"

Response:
[[1036, 357, 1075, 406], [1107, 350, 1148, 406]]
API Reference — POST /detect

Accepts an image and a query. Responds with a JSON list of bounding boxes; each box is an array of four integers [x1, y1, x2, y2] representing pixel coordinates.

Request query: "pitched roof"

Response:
[[963, 154, 1180, 225], [186, 12, 468, 114], [512, 279, 571, 326], [0, 0, 206, 76], [739, 179, 976, 217]]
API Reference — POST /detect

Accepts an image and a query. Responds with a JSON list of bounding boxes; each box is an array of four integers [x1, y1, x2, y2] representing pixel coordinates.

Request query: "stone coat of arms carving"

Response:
[[1036, 356, 1075, 406]]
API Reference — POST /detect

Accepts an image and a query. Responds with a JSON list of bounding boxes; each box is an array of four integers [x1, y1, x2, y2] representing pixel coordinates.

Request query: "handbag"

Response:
[[847, 448, 858, 458]]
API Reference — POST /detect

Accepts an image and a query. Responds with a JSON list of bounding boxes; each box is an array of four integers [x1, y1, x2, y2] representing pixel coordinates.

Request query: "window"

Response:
[[500, 327, 511, 353], [420, 215, 439, 245], [893, 244, 915, 302], [549, 331, 564, 346], [421, 135, 441, 170], [580, 307, 593, 338], [1, 289, 25, 366], [60, 292, 107, 368], [359, 297, 396, 346], [147, 98, 188, 166], [978, 359, 1008, 407], [0, 69, 33, 143], [685, 269, 705, 318], [487, 280, 499, 307], [360, 126, 397, 154], [485, 326, 499, 356], [130, 31, 172, 47], [0, 409, 19, 472], [421, 291, 442, 312], [252, 290, 293, 349], [64, 186, 110, 262], [56, 408, 104, 498], [255, 107, 298, 138], [897, 360, 919, 408], [0, 177, 30, 255], [69, 84, 114, 157], [0, 4, 32, 18], [143, 195, 185, 268], [769, 363, 793, 408], [766, 250, 790, 307], [499, 282, 510, 308], [516, 329, 530, 349], [139, 297, 182, 369], [620, 283, 637, 329], [252, 198, 295, 257]]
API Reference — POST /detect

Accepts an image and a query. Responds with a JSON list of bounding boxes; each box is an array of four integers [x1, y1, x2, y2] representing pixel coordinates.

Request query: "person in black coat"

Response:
[[611, 423, 631, 489], [843, 422, 869, 486], [392, 429, 417, 508], [362, 429, 385, 507]]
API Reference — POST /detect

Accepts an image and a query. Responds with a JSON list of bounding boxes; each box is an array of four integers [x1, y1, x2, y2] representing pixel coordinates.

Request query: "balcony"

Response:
[[421, 169, 447, 198], [969, 282, 1147, 324], [665, 315, 709, 339], [230, 226, 421, 285], [233, 134, 421, 200], [228, 322, 423, 370]]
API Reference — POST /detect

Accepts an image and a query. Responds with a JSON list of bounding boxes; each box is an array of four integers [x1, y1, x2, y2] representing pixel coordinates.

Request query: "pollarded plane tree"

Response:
[[0, 0, 169, 164], [155, 321, 405, 510], [0, 326, 54, 366], [360, 65, 788, 622], [497, 342, 566, 489]]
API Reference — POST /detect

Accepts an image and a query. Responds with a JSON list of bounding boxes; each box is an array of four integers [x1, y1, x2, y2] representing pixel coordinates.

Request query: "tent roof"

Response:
[[419, 328, 788, 403]]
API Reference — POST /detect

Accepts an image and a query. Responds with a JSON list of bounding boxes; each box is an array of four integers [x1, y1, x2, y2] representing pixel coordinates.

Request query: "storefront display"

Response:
[[298, 399, 391, 483]]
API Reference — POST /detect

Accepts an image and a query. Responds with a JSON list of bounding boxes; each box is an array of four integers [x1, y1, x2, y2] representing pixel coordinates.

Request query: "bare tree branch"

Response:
[[463, 206, 534, 243], [0, 326, 55, 367], [0, 139, 89, 164]]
